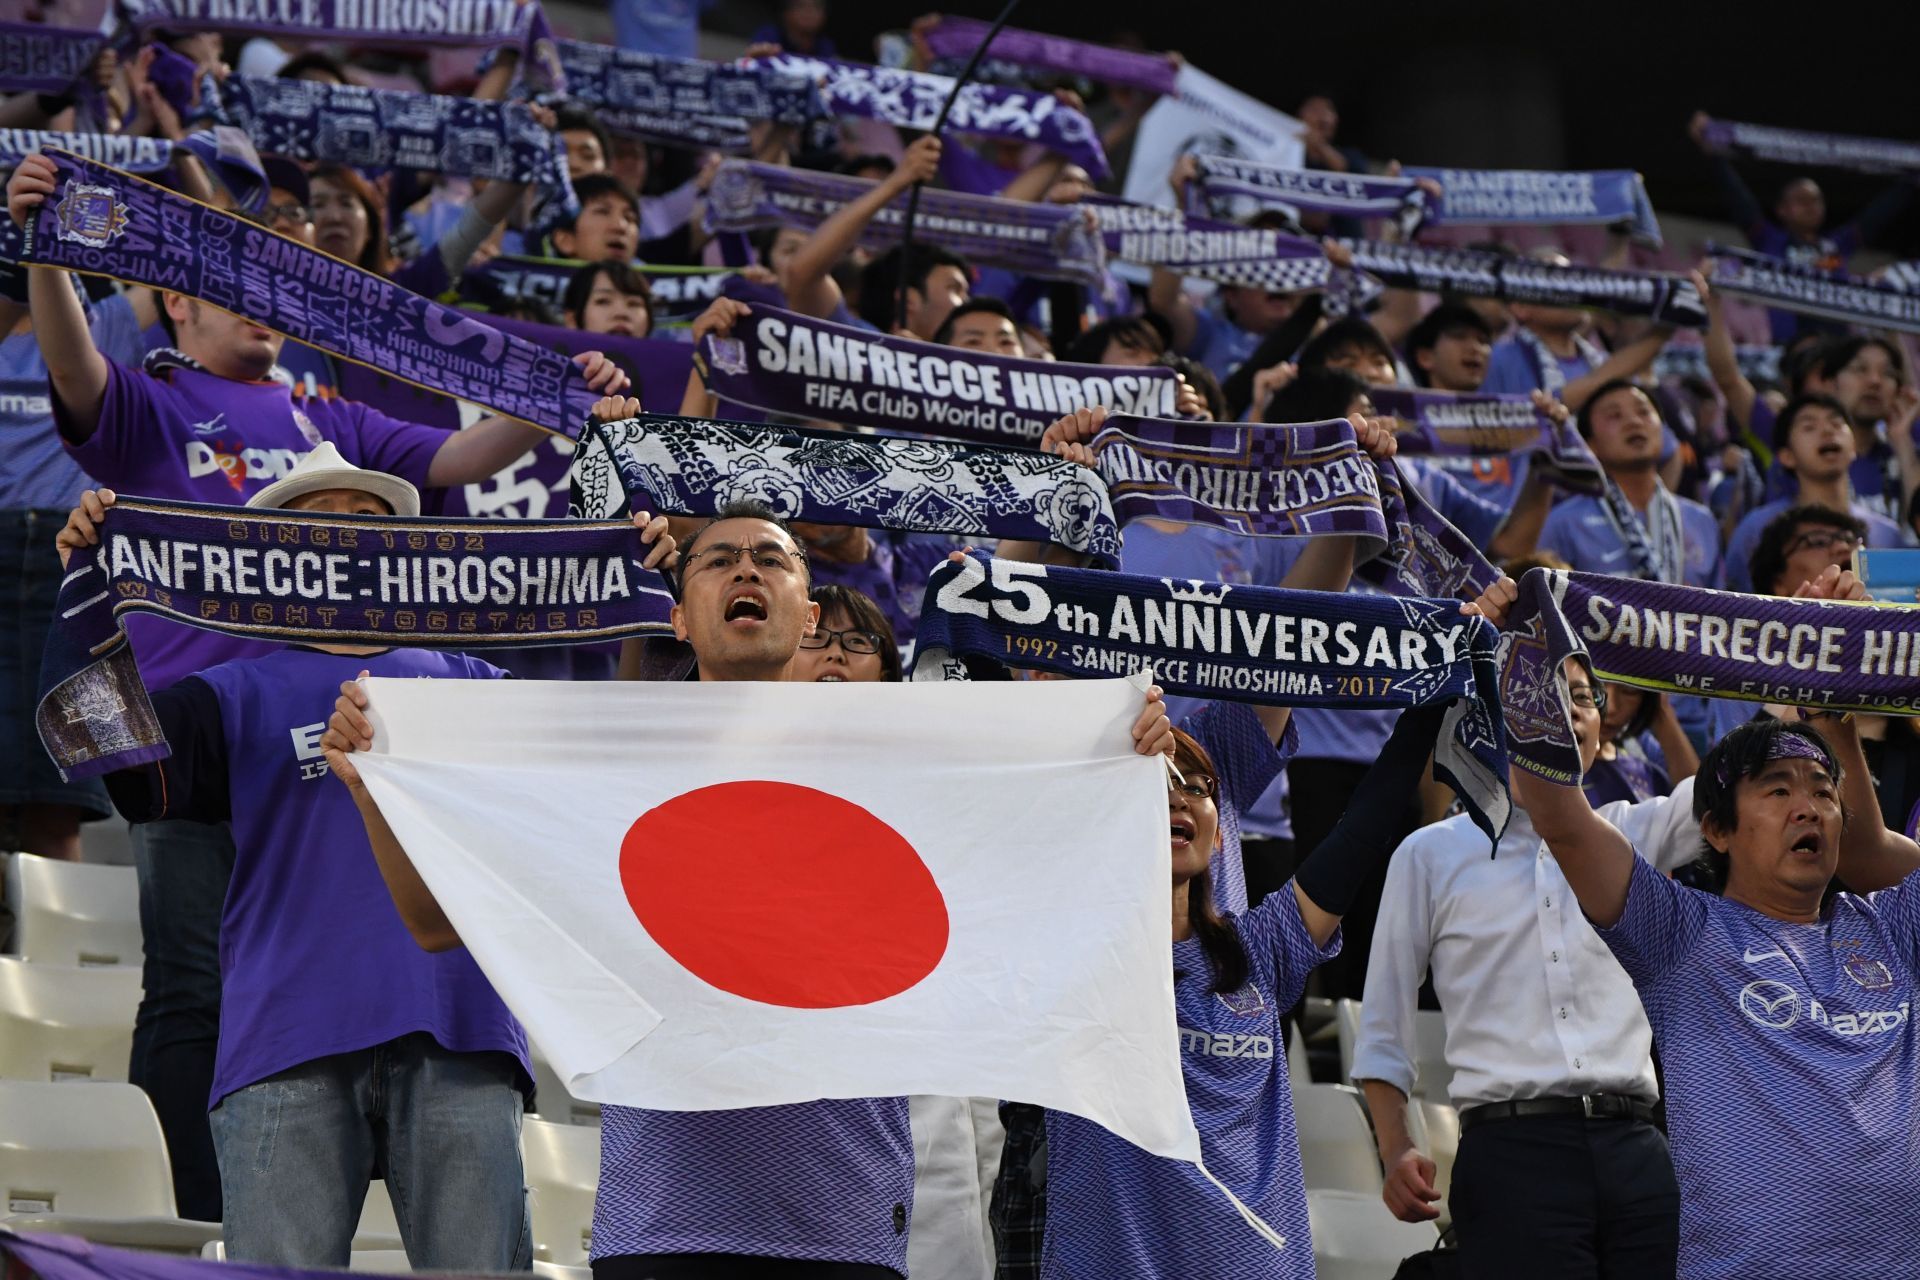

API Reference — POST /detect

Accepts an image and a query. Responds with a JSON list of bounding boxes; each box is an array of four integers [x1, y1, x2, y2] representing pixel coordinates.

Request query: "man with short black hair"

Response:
[[1747, 504, 1868, 599], [933, 296, 1021, 356], [1406, 302, 1493, 393], [550, 173, 642, 262]]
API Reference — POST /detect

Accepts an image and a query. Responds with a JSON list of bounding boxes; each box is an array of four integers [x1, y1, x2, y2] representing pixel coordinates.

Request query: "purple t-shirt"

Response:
[[105, 646, 528, 1105], [0, 295, 145, 510], [57, 358, 447, 690], [1598, 855, 1920, 1280], [593, 1098, 914, 1267], [1040, 886, 1340, 1279]]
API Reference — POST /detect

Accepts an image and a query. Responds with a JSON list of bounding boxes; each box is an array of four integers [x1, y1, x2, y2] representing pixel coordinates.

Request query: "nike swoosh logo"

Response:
[[1745, 947, 1788, 963]]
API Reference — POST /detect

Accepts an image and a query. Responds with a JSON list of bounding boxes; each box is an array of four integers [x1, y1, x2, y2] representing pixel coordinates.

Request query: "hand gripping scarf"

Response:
[[1190, 154, 1429, 238], [1401, 166, 1662, 247], [1365, 388, 1604, 495], [1700, 119, 1920, 181]]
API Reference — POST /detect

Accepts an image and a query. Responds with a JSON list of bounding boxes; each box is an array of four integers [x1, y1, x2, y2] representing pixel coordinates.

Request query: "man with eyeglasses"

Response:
[[1747, 505, 1868, 599], [1355, 656, 1699, 1279]]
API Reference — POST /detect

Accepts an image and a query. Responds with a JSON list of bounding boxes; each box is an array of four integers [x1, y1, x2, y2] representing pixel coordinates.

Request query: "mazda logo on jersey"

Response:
[[1739, 979, 1801, 1029]]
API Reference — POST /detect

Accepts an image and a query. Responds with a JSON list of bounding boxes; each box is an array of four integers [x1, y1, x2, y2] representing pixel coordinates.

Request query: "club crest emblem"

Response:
[[1216, 983, 1267, 1018], [1844, 954, 1895, 991], [707, 336, 749, 377], [54, 182, 130, 248]]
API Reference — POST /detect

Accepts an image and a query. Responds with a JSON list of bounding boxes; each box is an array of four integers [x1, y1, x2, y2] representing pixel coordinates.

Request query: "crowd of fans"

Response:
[[5, 3, 1920, 1279]]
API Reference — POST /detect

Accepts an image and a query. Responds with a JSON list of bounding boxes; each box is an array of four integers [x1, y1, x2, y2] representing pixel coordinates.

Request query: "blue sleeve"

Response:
[[1179, 700, 1291, 815], [1594, 853, 1710, 990], [1866, 868, 1920, 976], [1685, 503, 1725, 589], [1479, 342, 1539, 396], [1725, 511, 1763, 592], [1237, 878, 1340, 1009], [89, 293, 149, 365], [1409, 460, 1503, 547], [1184, 304, 1218, 359], [1535, 501, 1580, 565], [310, 397, 447, 490]]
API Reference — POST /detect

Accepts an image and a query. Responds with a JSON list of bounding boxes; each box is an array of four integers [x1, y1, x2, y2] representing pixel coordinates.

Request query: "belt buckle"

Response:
[[1581, 1095, 1597, 1119]]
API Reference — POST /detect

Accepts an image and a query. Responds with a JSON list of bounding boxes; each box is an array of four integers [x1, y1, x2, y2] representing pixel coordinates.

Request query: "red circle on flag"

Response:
[[620, 781, 950, 1008]]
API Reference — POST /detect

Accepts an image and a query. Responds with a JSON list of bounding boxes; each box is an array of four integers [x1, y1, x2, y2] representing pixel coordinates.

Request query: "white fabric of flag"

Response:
[[352, 672, 1201, 1161]]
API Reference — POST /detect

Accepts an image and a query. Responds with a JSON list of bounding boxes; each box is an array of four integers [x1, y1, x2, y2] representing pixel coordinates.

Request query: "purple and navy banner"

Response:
[[554, 39, 818, 150], [912, 552, 1510, 844], [920, 18, 1178, 95], [0, 22, 103, 95], [209, 75, 575, 214], [570, 412, 1122, 567], [36, 498, 675, 780], [121, 0, 565, 90], [705, 160, 1106, 286], [1334, 238, 1708, 328], [754, 54, 1109, 180], [1707, 244, 1920, 335], [1083, 196, 1331, 291], [697, 304, 1180, 448], [460, 254, 736, 321], [1500, 567, 1920, 784], [1367, 388, 1605, 495], [1191, 155, 1428, 237], [0, 129, 175, 173], [22, 149, 596, 438], [1404, 166, 1662, 247], [1701, 118, 1920, 181]]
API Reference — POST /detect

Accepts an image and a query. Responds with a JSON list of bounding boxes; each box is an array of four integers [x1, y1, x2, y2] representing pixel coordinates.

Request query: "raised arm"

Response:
[[1700, 270, 1757, 433], [1560, 327, 1674, 413], [1823, 711, 1920, 893], [781, 135, 941, 319], [424, 352, 628, 486], [8, 155, 108, 438], [1689, 112, 1767, 242]]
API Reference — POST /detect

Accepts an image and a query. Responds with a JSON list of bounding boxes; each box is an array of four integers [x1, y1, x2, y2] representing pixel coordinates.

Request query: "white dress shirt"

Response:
[[1352, 779, 1699, 1108]]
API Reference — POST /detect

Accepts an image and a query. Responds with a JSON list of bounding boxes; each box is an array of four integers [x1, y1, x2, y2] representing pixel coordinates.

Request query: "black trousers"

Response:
[[592, 1256, 903, 1280], [1450, 1115, 1679, 1280]]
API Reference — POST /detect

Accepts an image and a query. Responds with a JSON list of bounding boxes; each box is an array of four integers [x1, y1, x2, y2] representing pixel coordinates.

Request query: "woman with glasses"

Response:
[[793, 585, 902, 683], [1586, 685, 1700, 809]]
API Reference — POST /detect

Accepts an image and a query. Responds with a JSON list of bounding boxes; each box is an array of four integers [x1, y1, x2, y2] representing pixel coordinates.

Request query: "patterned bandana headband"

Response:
[[1089, 415, 1501, 601], [1716, 732, 1837, 789], [1401, 166, 1663, 247], [1700, 118, 1920, 180], [698, 304, 1183, 449], [208, 75, 577, 217], [919, 17, 1179, 94], [1333, 238, 1708, 329], [21, 148, 597, 438], [911, 553, 1510, 845], [1367, 389, 1605, 496], [569, 413, 1124, 567], [1190, 155, 1429, 238], [38, 498, 675, 781], [705, 160, 1106, 286], [1497, 567, 1920, 787], [1707, 245, 1920, 335], [1083, 197, 1333, 292]]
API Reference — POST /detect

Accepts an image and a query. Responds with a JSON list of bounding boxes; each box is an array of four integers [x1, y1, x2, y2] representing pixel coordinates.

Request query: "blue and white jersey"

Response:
[[1599, 856, 1920, 1280]]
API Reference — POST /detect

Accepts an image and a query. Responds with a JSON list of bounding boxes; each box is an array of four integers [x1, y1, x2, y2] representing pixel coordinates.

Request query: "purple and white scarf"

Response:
[[919, 18, 1178, 95], [752, 53, 1110, 180], [704, 160, 1106, 285], [1403, 166, 1663, 247], [1707, 244, 1920, 336], [554, 39, 818, 151], [208, 75, 576, 214], [38, 497, 675, 780], [698, 304, 1181, 449], [1700, 119, 1920, 181], [1368, 388, 1604, 495], [22, 148, 595, 437], [1083, 196, 1331, 292], [569, 412, 1123, 567], [1191, 155, 1428, 237], [1499, 567, 1920, 784], [1334, 238, 1708, 328]]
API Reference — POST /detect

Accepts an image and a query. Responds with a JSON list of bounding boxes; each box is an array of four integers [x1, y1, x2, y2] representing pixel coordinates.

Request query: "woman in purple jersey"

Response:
[[995, 704, 1452, 1280]]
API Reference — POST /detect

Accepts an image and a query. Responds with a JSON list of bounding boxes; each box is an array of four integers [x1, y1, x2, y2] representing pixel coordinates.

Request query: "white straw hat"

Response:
[[245, 441, 421, 518]]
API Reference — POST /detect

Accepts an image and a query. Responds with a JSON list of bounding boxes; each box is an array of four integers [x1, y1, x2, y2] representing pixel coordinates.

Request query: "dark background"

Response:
[[714, 0, 1920, 256]]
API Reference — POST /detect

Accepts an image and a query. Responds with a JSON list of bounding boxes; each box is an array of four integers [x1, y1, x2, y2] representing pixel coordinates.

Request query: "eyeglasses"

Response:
[[1567, 686, 1609, 712], [682, 540, 808, 576], [266, 202, 311, 224], [1784, 529, 1862, 556], [798, 626, 884, 655], [1165, 759, 1218, 801]]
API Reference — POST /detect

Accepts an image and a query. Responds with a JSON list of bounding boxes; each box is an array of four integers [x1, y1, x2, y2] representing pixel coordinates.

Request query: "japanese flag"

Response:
[[352, 673, 1201, 1161]]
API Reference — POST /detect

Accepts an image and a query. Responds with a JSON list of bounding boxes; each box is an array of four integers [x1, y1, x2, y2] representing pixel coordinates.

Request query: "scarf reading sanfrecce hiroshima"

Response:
[[1400, 166, 1663, 248], [21, 149, 598, 438], [1365, 388, 1606, 496], [37, 499, 676, 782], [1190, 155, 1430, 238], [1499, 567, 1920, 788], [1707, 244, 1920, 335], [1700, 119, 1920, 181], [1089, 416, 1502, 601], [568, 413, 1125, 569], [910, 552, 1511, 845]]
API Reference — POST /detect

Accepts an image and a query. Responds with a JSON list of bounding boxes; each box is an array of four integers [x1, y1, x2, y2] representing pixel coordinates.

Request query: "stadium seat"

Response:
[[1308, 1188, 1442, 1280], [524, 1117, 600, 1265], [4, 853, 141, 967], [528, 1040, 601, 1126], [0, 955, 139, 1082], [1419, 1100, 1461, 1229], [1287, 1022, 1312, 1090], [0, 1079, 219, 1251], [1294, 1084, 1383, 1194], [1412, 1010, 1454, 1102], [1332, 997, 1363, 1084]]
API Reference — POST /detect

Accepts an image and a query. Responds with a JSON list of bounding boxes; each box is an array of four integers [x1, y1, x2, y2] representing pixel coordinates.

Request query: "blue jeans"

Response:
[[129, 816, 235, 1223], [211, 1032, 531, 1270]]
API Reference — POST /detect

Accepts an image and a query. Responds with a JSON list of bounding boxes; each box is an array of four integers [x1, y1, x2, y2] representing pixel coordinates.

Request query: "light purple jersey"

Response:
[[1724, 497, 1905, 592], [0, 295, 145, 510], [1538, 492, 1724, 588]]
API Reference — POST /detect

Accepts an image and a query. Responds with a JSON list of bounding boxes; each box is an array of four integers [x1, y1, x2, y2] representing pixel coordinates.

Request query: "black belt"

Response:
[[1458, 1093, 1656, 1134]]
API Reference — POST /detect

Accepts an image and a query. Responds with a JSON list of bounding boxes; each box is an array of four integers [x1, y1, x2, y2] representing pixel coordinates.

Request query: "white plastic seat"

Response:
[[1308, 1188, 1441, 1280], [528, 1040, 601, 1126], [0, 955, 139, 1082], [1412, 1009, 1454, 1102], [5, 853, 141, 966], [1332, 997, 1363, 1084], [0, 1079, 219, 1251], [1287, 1023, 1312, 1090], [525, 1116, 600, 1265], [1294, 1084, 1383, 1194]]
